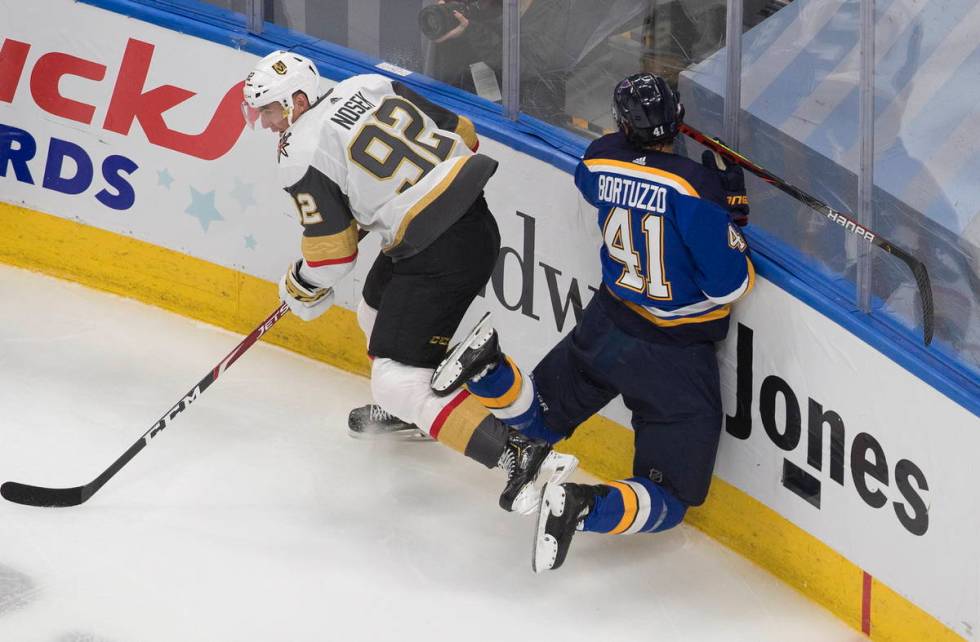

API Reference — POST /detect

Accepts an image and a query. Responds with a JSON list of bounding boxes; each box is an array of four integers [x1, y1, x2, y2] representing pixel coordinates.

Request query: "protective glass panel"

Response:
[[260, 0, 502, 104], [194, 0, 250, 12], [540, 0, 728, 135], [422, 1, 504, 103], [681, 1, 866, 328], [871, 0, 980, 373]]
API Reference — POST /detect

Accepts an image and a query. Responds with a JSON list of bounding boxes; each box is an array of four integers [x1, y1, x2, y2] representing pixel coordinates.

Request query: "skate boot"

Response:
[[348, 405, 430, 441], [532, 482, 605, 573], [431, 312, 501, 396], [498, 429, 578, 515]]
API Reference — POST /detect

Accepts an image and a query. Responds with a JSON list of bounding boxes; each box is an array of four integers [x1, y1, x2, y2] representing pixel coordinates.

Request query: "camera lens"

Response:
[[419, 5, 454, 41]]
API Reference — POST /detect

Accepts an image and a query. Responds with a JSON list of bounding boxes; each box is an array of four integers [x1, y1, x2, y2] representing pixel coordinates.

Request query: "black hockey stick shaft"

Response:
[[680, 123, 934, 345], [1, 302, 291, 507]]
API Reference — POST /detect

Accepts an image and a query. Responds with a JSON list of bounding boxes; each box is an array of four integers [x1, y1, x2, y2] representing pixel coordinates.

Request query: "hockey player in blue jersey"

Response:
[[431, 72, 755, 571]]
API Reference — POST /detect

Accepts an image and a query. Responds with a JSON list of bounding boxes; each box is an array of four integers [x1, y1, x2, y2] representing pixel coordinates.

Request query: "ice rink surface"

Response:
[[0, 264, 865, 642]]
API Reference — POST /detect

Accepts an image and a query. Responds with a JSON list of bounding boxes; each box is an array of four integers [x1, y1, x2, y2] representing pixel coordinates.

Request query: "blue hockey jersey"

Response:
[[574, 132, 754, 343]]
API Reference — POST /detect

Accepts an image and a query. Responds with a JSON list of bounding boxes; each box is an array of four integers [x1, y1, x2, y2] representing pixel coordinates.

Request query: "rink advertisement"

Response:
[[0, 3, 298, 284], [0, 2, 975, 641], [717, 280, 977, 639]]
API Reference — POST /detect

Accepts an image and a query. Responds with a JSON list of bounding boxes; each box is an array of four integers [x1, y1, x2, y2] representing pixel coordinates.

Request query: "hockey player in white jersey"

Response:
[[241, 51, 576, 514]]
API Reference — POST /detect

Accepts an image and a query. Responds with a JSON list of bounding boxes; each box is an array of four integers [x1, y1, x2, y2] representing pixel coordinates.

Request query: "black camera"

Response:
[[419, 1, 479, 41]]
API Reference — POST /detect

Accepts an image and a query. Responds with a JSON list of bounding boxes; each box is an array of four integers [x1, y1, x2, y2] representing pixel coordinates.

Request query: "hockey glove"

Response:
[[279, 260, 335, 322], [702, 148, 750, 227]]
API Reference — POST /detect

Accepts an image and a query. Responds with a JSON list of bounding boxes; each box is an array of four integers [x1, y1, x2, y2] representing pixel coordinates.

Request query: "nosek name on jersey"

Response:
[[329, 92, 377, 130]]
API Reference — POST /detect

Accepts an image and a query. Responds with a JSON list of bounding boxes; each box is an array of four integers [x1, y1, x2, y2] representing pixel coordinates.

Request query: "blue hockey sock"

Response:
[[512, 403, 565, 444], [466, 358, 564, 444], [464, 356, 511, 399], [582, 477, 687, 534]]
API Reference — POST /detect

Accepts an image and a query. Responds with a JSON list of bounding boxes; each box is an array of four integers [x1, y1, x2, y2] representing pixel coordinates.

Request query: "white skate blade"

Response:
[[512, 484, 542, 516], [430, 311, 493, 394], [532, 482, 566, 573], [347, 426, 431, 441], [511, 451, 578, 516], [542, 451, 578, 486]]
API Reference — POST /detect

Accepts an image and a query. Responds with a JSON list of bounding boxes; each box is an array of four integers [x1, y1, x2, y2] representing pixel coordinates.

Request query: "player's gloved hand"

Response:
[[279, 260, 335, 321], [702, 148, 750, 227]]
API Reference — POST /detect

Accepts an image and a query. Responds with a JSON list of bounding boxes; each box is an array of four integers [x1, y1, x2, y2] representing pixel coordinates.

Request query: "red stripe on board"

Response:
[[862, 570, 873, 635], [307, 251, 357, 267], [429, 390, 470, 439]]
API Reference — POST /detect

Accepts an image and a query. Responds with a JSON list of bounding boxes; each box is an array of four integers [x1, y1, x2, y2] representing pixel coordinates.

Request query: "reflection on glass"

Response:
[[869, 2, 980, 371], [262, 1, 431, 72], [424, 1, 505, 102], [680, 0, 977, 372], [547, 0, 776, 136], [248, 1, 504, 103]]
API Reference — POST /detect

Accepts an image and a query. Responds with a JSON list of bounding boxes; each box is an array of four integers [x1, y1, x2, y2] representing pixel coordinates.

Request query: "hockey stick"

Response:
[[680, 123, 934, 346], [1, 302, 291, 507]]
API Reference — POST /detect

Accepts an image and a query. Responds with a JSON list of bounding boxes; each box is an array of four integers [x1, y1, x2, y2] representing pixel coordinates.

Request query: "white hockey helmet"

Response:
[[242, 50, 321, 128]]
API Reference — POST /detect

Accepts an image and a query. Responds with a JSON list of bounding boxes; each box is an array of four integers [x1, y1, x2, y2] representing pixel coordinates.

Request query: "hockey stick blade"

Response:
[[1, 302, 290, 508], [680, 124, 935, 346], [1, 482, 86, 508]]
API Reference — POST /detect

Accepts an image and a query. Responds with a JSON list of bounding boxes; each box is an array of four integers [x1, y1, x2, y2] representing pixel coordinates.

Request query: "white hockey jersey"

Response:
[[276, 74, 496, 288]]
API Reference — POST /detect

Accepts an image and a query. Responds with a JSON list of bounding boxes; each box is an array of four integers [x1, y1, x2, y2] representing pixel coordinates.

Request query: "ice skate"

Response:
[[498, 429, 578, 515], [430, 312, 501, 396], [348, 405, 430, 441], [532, 482, 603, 573]]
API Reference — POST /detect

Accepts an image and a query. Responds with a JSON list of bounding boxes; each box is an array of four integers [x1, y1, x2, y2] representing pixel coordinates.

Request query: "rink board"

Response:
[[0, 2, 975, 640]]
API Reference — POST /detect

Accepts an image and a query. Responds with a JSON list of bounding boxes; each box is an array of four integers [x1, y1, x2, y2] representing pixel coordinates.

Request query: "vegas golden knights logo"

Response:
[[272, 60, 288, 75]]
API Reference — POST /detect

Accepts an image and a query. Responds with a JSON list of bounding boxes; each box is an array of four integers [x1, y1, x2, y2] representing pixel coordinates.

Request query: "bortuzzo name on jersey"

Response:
[[597, 175, 667, 213]]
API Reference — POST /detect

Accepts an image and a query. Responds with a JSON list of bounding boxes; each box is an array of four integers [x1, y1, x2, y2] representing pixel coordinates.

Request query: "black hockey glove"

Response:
[[702, 148, 750, 227]]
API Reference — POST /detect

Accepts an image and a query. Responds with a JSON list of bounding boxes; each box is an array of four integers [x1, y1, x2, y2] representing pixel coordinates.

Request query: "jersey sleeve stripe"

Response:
[[705, 257, 756, 305], [584, 158, 700, 197], [302, 221, 359, 266], [306, 253, 357, 267], [455, 115, 479, 151]]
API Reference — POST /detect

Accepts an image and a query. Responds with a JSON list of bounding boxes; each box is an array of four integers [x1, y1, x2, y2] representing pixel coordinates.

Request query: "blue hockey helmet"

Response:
[[613, 73, 684, 147]]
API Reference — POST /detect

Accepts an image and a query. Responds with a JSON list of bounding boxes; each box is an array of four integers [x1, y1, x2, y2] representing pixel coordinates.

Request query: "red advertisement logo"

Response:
[[1, 37, 245, 161]]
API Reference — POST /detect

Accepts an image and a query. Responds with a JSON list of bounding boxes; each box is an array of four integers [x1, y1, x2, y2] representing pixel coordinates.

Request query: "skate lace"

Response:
[[497, 447, 517, 479], [369, 405, 392, 422]]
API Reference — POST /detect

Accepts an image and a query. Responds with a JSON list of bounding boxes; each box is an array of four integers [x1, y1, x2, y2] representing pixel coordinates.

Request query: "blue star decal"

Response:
[[185, 187, 224, 232], [244, 235, 258, 250], [157, 169, 174, 189], [231, 178, 256, 210]]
